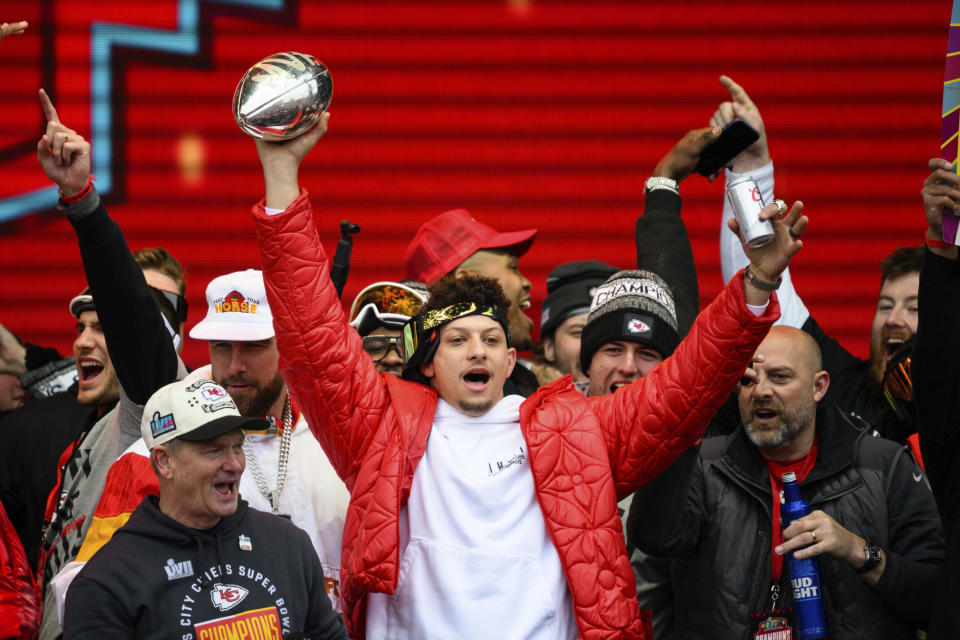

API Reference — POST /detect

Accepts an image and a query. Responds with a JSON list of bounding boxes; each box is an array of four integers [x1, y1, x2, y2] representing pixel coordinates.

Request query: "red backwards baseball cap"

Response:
[[404, 209, 537, 283]]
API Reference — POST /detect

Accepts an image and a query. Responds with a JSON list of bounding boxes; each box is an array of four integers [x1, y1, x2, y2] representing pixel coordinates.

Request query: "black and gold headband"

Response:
[[400, 302, 510, 372]]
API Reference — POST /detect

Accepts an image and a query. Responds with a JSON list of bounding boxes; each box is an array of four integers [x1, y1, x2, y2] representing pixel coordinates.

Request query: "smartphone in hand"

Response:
[[695, 119, 760, 177]]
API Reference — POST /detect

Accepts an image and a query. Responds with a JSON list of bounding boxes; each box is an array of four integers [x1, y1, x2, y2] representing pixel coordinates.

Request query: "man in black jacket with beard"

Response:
[[628, 325, 944, 640], [62, 377, 347, 640]]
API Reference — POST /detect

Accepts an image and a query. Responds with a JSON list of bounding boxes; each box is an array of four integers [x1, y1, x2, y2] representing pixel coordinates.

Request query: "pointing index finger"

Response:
[[719, 75, 756, 110], [38, 88, 60, 124]]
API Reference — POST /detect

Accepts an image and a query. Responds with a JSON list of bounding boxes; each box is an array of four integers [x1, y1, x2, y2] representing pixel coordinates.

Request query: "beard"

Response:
[[219, 372, 285, 417], [458, 397, 496, 417], [742, 399, 816, 450], [868, 340, 886, 390]]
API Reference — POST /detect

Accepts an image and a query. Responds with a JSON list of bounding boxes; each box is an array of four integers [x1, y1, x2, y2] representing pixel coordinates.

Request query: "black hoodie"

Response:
[[63, 496, 346, 640]]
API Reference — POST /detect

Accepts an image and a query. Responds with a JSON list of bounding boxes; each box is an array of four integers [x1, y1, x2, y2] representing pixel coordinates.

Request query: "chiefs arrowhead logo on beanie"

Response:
[[579, 270, 680, 375]]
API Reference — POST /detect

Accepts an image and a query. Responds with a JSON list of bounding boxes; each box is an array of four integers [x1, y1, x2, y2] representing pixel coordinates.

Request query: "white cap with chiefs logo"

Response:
[[141, 377, 268, 449], [189, 269, 274, 341]]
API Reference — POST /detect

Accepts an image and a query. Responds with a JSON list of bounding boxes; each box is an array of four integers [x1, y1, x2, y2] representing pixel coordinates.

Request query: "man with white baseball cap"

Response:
[[69, 269, 350, 614], [189, 269, 284, 417], [62, 377, 347, 639]]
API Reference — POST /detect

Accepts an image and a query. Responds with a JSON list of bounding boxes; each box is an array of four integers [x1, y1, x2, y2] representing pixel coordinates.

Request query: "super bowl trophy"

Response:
[[232, 51, 333, 141]]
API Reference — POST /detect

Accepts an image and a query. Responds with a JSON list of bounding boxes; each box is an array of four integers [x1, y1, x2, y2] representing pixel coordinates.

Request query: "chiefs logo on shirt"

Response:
[[210, 583, 249, 612]]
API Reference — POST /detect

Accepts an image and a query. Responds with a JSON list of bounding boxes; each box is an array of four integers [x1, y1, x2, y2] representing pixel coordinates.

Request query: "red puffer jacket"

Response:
[[252, 191, 778, 639], [0, 498, 38, 639]]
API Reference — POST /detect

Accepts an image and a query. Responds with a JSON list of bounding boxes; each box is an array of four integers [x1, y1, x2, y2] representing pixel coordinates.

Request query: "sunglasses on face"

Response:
[[149, 286, 189, 323], [362, 335, 404, 362]]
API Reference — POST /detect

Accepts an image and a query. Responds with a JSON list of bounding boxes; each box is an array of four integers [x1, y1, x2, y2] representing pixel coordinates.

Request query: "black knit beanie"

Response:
[[540, 260, 618, 339], [579, 270, 679, 375]]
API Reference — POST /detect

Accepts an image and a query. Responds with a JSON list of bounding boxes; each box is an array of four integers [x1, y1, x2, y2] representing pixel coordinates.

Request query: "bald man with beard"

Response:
[[628, 326, 944, 640]]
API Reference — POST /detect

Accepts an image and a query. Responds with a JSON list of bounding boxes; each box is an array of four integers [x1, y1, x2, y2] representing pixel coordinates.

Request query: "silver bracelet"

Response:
[[645, 176, 679, 195]]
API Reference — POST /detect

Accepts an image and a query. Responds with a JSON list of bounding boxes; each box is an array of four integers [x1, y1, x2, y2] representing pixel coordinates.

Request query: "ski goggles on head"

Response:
[[349, 282, 427, 335]]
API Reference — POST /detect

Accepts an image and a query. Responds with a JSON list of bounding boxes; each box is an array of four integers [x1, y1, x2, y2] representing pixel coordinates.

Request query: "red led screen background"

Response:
[[0, 0, 947, 369]]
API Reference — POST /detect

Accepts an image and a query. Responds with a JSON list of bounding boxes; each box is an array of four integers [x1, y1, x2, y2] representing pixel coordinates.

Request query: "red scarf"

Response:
[[764, 437, 818, 580]]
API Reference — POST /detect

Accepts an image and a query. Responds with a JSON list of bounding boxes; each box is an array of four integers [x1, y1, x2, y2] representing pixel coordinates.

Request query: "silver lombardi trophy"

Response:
[[232, 52, 333, 141]]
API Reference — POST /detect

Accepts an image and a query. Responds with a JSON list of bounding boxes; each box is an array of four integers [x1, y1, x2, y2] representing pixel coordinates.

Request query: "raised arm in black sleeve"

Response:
[[914, 248, 960, 638], [915, 249, 960, 502], [66, 190, 178, 404], [635, 189, 699, 337]]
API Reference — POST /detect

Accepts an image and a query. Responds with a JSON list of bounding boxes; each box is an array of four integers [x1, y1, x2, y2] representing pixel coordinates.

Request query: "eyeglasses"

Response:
[[362, 335, 404, 362], [149, 286, 189, 323]]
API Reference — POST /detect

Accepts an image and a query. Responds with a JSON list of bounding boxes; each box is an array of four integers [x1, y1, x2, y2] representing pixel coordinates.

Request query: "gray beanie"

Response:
[[579, 270, 679, 375]]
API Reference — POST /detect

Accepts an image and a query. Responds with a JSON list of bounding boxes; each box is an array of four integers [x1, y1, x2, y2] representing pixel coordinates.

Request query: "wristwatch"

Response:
[[855, 543, 883, 574], [645, 176, 679, 195]]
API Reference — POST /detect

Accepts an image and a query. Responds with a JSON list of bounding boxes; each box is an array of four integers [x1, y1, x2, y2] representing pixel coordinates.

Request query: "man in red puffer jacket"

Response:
[[248, 113, 808, 639]]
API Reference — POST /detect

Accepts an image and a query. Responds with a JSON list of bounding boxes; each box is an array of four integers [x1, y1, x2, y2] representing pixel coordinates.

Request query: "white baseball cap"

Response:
[[141, 377, 268, 449], [189, 269, 275, 341]]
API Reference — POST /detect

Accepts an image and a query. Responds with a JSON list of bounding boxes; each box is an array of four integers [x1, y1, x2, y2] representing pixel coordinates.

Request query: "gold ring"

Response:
[[63, 134, 69, 143], [810, 530, 817, 542], [774, 199, 787, 219]]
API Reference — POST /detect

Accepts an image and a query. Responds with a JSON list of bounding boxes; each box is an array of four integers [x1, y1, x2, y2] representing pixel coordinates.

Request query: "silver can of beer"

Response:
[[727, 175, 774, 248]]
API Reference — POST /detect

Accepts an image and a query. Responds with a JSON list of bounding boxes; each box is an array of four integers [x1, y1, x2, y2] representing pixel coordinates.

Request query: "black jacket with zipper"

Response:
[[914, 248, 960, 638], [62, 496, 347, 640], [627, 404, 944, 640]]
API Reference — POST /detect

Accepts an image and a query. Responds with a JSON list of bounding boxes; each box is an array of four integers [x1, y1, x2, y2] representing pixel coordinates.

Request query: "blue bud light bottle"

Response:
[[781, 472, 828, 639]]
